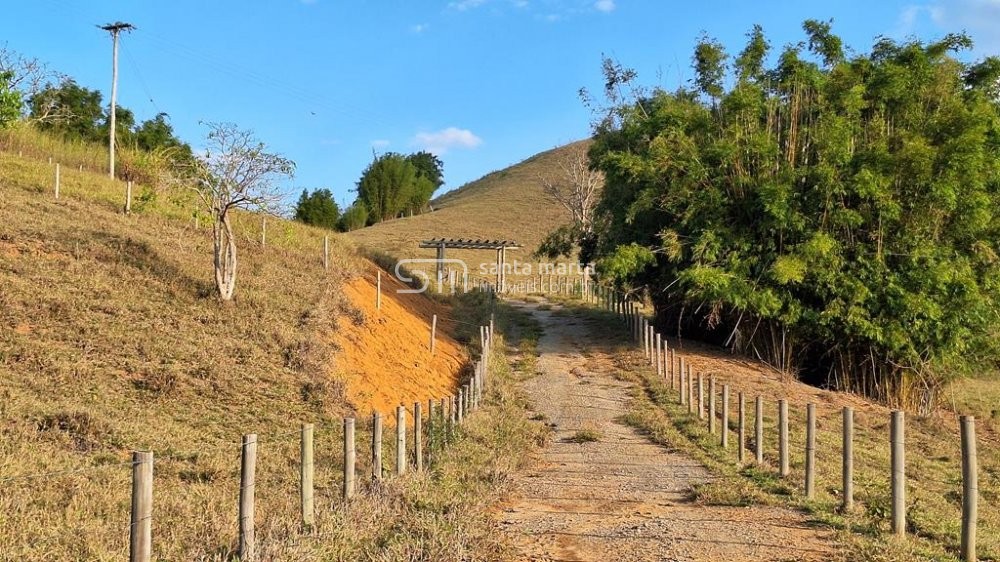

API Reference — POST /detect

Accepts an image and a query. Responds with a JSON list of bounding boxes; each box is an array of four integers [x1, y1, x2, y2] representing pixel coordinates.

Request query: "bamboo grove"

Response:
[[587, 21, 1000, 409]]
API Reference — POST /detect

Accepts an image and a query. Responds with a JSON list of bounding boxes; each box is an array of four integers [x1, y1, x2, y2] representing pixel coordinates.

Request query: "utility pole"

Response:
[[100, 22, 135, 180]]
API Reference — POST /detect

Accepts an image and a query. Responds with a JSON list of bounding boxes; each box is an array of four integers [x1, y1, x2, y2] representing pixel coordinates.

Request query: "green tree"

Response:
[[587, 24, 1000, 408], [338, 201, 369, 232], [0, 71, 20, 127], [98, 104, 135, 147], [294, 188, 341, 230], [134, 112, 192, 157], [356, 152, 421, 223], [29, 79, 104, 141], [406, 151, 444, 213]]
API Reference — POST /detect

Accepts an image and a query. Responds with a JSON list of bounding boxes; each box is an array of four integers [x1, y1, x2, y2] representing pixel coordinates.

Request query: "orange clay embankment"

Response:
[[333, 263, 466, 417]]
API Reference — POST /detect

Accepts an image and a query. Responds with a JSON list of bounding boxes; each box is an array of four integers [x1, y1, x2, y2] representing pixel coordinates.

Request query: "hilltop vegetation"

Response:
[[586, 22, 1000, 407], [348, 143, 581, 277]]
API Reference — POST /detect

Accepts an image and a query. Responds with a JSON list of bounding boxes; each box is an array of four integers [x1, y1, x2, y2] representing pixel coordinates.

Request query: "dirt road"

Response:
[[499, 301, 835, 562]]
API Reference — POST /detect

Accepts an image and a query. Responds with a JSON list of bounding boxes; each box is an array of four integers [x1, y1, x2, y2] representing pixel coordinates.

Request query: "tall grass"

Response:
[[0, 122, 110, 174]]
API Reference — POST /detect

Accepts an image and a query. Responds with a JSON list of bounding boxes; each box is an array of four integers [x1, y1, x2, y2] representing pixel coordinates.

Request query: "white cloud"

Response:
[[411, 23, 429, 33], [448, 0, 487, 11], [412, 127, 483, 155], [594, 0, 615, 12], [371, 139, 390, 149], [898, 1, 1000, 53]]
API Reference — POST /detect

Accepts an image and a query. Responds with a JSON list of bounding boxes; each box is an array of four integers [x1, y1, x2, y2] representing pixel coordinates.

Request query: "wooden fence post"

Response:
[[891, 410, 906, 538], [679, 358, 686, 404], [372, 412, 383, 481], [669, 349, 675, 389], [129, 450, 153, 562], [961, 415, 978, 562], [323, 236, 329, 271], [344, 417, 356, 499], [698, 373, 705, 420], [239, 434, 257, 562], [722, 385, 730, 449], [414, 401, 423, 471], [655, 333, 662, 376], [755, 396, 764, 465], [661, 341, 668, 381], [396, 405, 406, 476], [54, 163, 60, 199], [448, 394, 455, 438], [779, 400, 789, 477], [843, 407, 854, 512], [430, 314, 437, 355], [260, 216, 266, 247], [125, 180, 132, 214], [737, 392, 745, 462], [300, 423, 314, 530], [708, 377, 716, 433], [688, 367, 696, 414], [440, 396, 449, 445], [648, 327, 655, 365], [805, 404, 816, 499], [427, 399, 435, 466]]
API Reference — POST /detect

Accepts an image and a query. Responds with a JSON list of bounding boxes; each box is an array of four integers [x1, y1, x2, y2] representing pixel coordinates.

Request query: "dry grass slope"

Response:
[[348, 141, 588, 274], [0, 148, 370, 559], [0, 139, 540, 560]]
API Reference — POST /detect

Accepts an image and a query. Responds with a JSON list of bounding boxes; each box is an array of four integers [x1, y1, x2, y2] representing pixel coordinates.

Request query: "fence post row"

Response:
[[372, 412, 383, 481], [843, 407, 854, 512], [697, 373, 705, 420], [708, 377, 716, 434], [300, 423, 314, 530], [721, 385, 730, 449], [755, 396, 764, 465], [396, 405, 406, 476], [414, 402, 423, 471], [239, 434, 257, 562], [961, 415, 978, 562], [129, 451, 153, 562], [737, 392, 745, 462], [344, 418, 356, 499], [779, 400, 790, 477], [891, 410, 906, 538], [430, 314, 437, 355], [805, 404, 816, 499]]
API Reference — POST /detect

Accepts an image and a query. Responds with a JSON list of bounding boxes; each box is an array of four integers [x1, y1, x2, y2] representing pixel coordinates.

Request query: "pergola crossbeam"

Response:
[[418, 238, 522, 292]]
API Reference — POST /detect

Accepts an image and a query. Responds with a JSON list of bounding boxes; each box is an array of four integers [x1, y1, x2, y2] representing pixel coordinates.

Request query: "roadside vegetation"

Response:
[[556, 300, 1000, 562], [581, 22, 1000, 409]]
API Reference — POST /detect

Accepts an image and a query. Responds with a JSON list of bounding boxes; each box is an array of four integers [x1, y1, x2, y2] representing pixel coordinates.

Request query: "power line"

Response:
[[120, 40, 161, 115]]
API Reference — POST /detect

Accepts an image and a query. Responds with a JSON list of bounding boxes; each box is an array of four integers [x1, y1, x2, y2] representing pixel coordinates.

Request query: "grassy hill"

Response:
[[348, 141, 587, 279], [0, 137, 528, 560]]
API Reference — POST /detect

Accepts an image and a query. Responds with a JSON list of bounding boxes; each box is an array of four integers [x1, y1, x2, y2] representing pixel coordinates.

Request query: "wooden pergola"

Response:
[[419, 238, 522, 292]]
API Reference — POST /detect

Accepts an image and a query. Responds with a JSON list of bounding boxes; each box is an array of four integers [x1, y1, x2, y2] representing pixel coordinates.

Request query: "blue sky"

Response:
[[3, 0, 998, 210]]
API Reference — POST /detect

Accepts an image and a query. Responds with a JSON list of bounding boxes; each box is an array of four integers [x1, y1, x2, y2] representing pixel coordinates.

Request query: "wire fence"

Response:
[[2, 319, 498, 562], [587, 283, 983, 562]]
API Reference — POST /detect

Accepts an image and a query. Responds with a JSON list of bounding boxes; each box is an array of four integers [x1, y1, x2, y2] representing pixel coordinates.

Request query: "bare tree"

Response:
[[0, 44, 61, 115], [190, 122, 294, 301], [540, 142, 604, 236]]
